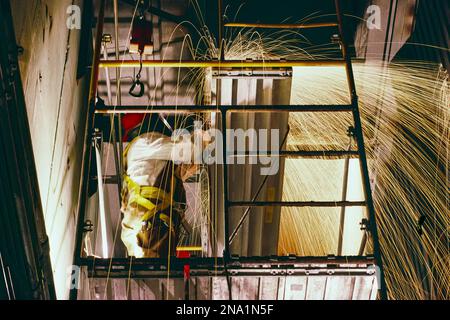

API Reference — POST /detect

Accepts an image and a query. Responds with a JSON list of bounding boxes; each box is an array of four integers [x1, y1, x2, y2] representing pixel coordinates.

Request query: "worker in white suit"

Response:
[[120, 123, 207, 258]]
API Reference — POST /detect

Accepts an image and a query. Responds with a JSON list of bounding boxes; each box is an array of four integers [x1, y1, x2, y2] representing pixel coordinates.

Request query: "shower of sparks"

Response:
[[96, 4, 448, 299], [281, 61, 449, 300], [186, 24, 449, 299]]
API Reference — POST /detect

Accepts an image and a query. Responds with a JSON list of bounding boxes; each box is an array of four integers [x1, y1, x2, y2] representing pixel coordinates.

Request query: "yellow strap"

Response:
[[124, 175, 173, 222], [123, 137, 176, 228], [176, 246, 203, 252]]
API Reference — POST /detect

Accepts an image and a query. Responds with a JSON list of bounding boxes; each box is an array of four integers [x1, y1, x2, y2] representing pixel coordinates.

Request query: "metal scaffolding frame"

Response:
[[80, 255, 377, 279], [98, 59, 346, 68], [224, 22, 339, 29], [70, 0, 387, 300]]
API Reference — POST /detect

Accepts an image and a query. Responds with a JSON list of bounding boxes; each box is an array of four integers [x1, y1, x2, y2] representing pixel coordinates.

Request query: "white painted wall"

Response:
[[11, 0, 88, 299]]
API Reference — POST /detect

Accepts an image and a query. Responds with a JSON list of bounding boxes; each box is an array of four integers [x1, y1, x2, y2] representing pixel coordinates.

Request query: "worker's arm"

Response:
[[171, 129, 212, 181]]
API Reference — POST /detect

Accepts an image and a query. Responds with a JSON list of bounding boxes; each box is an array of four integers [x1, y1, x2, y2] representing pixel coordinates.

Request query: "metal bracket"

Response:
[[83, 220, 94, 233], [347, 125, 356, 137], [102, 34, 112, 44], [331, 34, 341, 45], [360, 218, 370, 231], [211, 67, 293, 79]]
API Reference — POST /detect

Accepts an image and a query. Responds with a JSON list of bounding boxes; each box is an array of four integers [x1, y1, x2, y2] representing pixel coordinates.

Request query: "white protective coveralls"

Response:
[[120, 131, 197, 258]]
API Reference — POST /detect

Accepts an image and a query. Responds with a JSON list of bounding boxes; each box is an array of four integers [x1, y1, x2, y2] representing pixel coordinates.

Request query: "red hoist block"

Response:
[[121, 114, 145, 141], [129, 17, 153, 55]]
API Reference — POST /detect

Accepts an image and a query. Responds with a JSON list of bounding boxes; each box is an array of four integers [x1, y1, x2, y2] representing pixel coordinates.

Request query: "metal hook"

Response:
[[129, 52, 145, 98], [129, 79, 145, 97]]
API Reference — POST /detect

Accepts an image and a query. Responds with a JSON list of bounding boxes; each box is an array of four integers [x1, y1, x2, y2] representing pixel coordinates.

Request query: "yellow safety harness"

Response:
[[122, 136, 178, 234], [123, 175, 174, 231]]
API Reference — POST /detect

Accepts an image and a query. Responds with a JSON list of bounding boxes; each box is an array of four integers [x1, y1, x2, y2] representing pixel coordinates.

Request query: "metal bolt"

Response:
[[360, 218, 370, 231], [331, 34, 341, 44], [83, 220, 94, 232], [347, 126, 356, 137], [102, 34, 112, 44]]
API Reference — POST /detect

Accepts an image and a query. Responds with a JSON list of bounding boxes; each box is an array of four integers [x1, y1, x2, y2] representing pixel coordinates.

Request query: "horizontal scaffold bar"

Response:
[[80, 255, 375, 268], [95, 104, 354, 114], [232, 150, 359, 158], [81, 256, 376, 278], [224, 22, 339, 29], [228, 201, 366, 208], [99, 59, 346, 68]]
